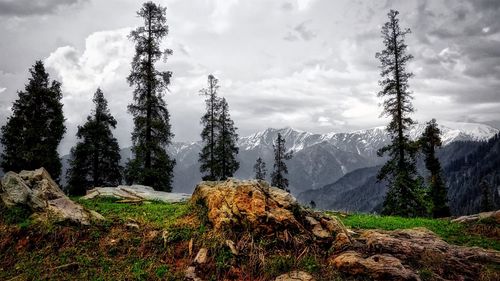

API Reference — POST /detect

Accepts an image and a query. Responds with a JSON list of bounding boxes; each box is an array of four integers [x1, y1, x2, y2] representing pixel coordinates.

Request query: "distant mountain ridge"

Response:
[[167, 121, 498, 194], [54, 121, 498, 195], [298, 135, 500, 216]]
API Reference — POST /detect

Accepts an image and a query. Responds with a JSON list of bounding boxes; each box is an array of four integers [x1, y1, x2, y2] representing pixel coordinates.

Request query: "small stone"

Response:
[[275, 271, 315, 281], [194, 248, 208, 264], [185, 266, 202, 281], [161, 230, 169, 247], [225, 240, 238, 255], [125, 223, 140, 230]]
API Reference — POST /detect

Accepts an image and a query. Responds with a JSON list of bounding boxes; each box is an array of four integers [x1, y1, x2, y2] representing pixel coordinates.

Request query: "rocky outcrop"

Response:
[[82, 185, 191, 203], [0, 168, 103, 225], [451, 210, 500, 224], [331, 227, 500, 281], [331, 251, 419, 281], [190, 179, 350, 240]]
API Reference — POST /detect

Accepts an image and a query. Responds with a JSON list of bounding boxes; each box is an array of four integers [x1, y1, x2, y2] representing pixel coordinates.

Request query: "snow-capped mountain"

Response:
[[166, 121, 497, 194], [238, 121, 498, 160], [57, 121, 498, 194]]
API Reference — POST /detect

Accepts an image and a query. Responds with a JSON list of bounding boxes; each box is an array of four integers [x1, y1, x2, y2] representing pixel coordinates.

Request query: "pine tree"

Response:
[[1, 61, 66, 182], [254, 157, 267, 180], [215, 97, 239, 180], [310, 200, 316, 209], [125, 1, 176, 191], [199, 75, 221, 181], [375, 10, 425, 217], [419, 119, 450, 218], [271, 133, 293, 191], [67, 88, 122, 196], [480, 180, 494, 212]]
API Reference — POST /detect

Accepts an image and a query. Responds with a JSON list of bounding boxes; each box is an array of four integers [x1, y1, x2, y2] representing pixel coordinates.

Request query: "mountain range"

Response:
[[114, 121, 497, 195], [48, 121, 500, 215]]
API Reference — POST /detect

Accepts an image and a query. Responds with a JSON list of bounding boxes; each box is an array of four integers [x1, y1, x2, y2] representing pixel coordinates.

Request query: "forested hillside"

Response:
[[298, 139, 496, 215]]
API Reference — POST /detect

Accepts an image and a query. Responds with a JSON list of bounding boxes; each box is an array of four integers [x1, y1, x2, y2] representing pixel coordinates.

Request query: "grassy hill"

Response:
[[1, 198, 499, 281]]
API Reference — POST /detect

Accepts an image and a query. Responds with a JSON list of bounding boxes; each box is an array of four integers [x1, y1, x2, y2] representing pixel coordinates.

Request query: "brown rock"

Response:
[[358, 228, 500, 280], [275, 271, 315, 281], [333, 232, 351, 251], [0, 168, 103, 225], [331, 251, 420, 281], [190, 179, 348, 239], [312, 224, 331, 238]]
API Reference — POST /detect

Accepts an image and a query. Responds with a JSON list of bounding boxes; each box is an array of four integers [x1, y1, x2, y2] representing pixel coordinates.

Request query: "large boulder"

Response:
[[331, 227, 500, 280], [82, 185, 191, 203], [190, 179, 350, 240], [0, 168, 103, 225]]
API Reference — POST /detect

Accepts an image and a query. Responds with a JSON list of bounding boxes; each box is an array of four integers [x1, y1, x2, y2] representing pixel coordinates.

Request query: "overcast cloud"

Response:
[[0, 0, 499, 154]]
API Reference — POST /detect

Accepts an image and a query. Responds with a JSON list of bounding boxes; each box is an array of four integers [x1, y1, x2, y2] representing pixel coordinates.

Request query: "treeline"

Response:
[[0, 1, 294, 196]]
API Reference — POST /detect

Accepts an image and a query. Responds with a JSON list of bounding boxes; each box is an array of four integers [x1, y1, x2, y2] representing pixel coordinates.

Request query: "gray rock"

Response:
[[0, 168, 103, 225], [0, 172, 30, 207], [82, 185, 191, 203]]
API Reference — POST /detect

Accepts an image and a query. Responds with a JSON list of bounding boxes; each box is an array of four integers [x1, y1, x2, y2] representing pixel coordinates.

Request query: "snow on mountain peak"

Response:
[[239, 122, 498, 153]]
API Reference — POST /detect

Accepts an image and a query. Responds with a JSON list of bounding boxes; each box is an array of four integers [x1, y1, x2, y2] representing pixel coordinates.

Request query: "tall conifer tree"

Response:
[[254, 157, 267, 180], [199, 75, 221, 181], [125, 1, 176, 191], [1, 61, 66, 181], [419, 119, 450, 218], [271, 133, 293, 191], [376, 10, 425, 217], [67, 88, 122, 195], [215, 97, 239, 180], [199, 75, 239, 180]]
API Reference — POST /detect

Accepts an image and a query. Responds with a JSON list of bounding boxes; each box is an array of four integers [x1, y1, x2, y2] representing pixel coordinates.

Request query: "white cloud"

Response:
[[0, 87, 6, 93], [1, 0, 499, 156], [45, 28, 135, 154]]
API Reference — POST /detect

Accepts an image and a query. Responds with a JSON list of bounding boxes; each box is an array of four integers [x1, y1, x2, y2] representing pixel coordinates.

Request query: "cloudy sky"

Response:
[[0, 0, 499, 154]]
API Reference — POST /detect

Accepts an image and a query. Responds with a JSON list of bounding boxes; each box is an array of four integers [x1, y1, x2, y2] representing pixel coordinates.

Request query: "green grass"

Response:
[[337, 213, 500, 251], [76, 197, 190, 228]]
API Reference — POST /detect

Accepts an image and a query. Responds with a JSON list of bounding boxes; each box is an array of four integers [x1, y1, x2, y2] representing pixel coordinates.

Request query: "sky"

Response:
[[0, 0, 499, 154]]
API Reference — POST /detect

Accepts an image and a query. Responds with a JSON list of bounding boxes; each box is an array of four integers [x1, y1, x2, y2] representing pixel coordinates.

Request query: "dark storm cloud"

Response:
[[0, 0, 87, 16]]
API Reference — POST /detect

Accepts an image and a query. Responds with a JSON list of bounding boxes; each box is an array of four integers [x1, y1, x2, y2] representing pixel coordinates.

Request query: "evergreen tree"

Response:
[[199, 75, 221, 181], [1, 61, 66, 182], [271, 133, 293, 191], [254, 157, 267, 180], [310, 200, 316, 209], [67, 88, 122, 196], [375, 10, 425, 217], [480, 180, 494, 212], [215, 97, 239, 180], [419, 119, 450, 218], [125, 1, 176, 191]]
